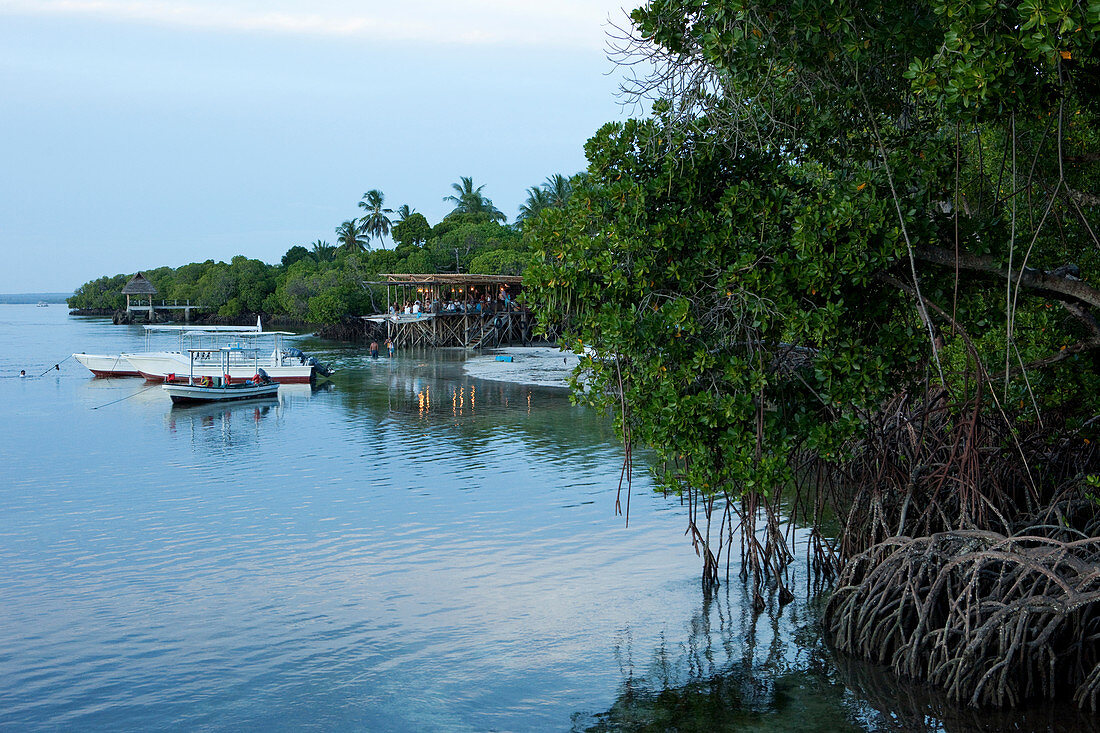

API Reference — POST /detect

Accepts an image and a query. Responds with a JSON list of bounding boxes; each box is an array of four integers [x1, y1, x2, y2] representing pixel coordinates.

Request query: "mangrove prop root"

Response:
[[824, 528, 1100, 709], [812, 386, 1100, 563]]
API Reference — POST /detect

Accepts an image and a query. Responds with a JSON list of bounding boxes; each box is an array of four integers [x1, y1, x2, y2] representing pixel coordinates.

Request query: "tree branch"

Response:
[[1002, 338, 1100, 380], [912, 244, 1100, 311], [882, 270, 1100, 380]]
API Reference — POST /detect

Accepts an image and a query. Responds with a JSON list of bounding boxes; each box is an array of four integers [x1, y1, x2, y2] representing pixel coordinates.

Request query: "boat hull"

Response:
[[72, 353, 142, 378], [164, 382, 280, 404], [125, 352, 314, 384]]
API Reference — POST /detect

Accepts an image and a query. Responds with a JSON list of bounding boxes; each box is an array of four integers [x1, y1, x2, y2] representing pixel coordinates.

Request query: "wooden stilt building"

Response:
[[363, 273, 534, 348]]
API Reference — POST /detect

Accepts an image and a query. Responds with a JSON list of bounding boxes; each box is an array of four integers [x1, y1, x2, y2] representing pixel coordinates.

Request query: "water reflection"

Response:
[[7, 310, 661, 730], [325, 349, 618, 466], [573, 560, 870, 732], [76, 377, 166, 408], [575, 562, 1100, 732], [162, 384, 323, 450], [832, 654, 1100, 732], [166, 400, 277, 451]]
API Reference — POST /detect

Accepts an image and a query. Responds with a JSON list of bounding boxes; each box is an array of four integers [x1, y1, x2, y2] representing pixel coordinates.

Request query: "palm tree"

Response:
[[443, 176, 506, 223], [395, 204, 416, 224], [358, 189, 393, 247], [311, 239, 336, 262], [335, 220, 368, 252], [515, 173, 576, 227], [544, 174, 573, 207], [516, 186, 553, 224]]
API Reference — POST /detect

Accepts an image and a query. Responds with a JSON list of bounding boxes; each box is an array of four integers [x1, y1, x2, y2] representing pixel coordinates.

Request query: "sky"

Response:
[[0, 1, 641, 293]]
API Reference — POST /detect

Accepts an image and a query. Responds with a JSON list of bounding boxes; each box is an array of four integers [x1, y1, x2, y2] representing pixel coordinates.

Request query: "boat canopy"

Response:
[[144, 324, 259, 333], [143, 325, 298, 336]]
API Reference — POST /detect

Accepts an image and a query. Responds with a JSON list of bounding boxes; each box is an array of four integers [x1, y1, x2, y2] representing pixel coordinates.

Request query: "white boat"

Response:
[[76, 320, 332, 384], [163, 346, 279, 404], [73, 353, 142, 378], [125, 331, 318, 384], [73, 321, 263, 379]]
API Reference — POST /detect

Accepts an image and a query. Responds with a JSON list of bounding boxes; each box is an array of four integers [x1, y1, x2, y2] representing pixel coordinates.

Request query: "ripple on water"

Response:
[[0, 311, 923, 731]]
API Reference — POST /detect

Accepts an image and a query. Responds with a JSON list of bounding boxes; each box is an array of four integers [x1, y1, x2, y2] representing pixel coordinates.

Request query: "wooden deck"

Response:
[[126, 300, 196, 320], [363, 309, 536, 348], [363, 272, 536, 348]]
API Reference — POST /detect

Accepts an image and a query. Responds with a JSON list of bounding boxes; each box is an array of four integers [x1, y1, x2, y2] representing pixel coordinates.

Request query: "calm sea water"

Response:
[[0, 306, 1090, 731]]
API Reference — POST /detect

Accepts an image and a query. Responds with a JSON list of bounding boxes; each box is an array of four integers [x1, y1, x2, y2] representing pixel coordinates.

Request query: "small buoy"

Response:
[[495, 355, 513, 363]]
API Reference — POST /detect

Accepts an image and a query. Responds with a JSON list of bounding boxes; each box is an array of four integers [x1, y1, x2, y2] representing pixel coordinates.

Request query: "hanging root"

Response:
[[825, 526, 1100, 708]]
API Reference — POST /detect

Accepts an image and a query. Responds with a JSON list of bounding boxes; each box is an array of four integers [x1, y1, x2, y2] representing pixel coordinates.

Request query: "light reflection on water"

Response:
[[0, 307, 713, 730], [4, 306, 1078, 732]]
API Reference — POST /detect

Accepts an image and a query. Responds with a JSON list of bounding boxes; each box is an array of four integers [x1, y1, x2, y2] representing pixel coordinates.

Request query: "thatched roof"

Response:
[[121, 272, 158, 295]]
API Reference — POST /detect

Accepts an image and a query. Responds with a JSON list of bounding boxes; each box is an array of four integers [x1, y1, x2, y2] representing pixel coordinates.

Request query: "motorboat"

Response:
[[73, 321, 263, 379], [73, 353, 142, 378], [125, 330, 322, 384], [163, 346, 279, 404], [76, 320, 333, 383]]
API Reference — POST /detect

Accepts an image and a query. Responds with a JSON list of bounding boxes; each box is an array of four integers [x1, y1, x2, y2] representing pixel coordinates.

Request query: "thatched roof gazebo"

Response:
[[122, 272, 158, 315]]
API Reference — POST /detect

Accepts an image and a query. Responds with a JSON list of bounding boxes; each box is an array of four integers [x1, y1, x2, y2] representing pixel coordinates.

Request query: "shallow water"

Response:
[[0, 306, 1093, 731]]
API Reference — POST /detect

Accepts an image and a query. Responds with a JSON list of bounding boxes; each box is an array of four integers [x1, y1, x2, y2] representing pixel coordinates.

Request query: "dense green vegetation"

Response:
[[68, 175, 579, 321], [524, 0, 1100, 708], [527, 0, 1100, 499]]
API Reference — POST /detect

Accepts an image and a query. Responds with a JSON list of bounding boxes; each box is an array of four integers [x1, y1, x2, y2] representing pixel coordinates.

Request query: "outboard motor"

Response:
[[302, 355, 333, 377], [281, 346, 334, 378], [305, 355, 335, 377], [256, 367, 271, 384]]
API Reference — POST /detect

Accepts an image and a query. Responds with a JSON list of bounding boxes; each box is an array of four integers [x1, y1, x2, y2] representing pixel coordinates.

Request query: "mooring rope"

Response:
[[37, 353, 73, 377], [91, 382, 161, 410]]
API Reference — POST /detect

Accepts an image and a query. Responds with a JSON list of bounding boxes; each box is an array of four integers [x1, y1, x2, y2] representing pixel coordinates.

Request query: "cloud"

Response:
[[0, 0, 632, 49]]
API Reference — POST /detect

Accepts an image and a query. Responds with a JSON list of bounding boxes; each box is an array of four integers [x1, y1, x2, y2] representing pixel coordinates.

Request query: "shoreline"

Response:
[[62, 308, 577, 385]]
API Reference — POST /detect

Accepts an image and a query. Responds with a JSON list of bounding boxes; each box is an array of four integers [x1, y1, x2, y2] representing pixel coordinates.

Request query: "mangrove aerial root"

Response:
[[824, 528, 1100, 709]]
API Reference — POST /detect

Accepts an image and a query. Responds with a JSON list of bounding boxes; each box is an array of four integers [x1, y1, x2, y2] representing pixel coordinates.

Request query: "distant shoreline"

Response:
[[0, 293, 72, 304]]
